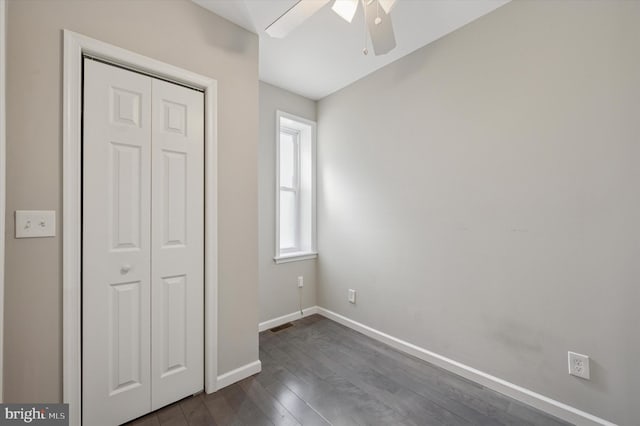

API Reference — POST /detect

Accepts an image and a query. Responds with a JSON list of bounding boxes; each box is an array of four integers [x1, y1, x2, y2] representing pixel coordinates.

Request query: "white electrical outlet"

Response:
[[348, 289, 356, 304], [568, 351, 590, 380], [297, 276, 304, 288]]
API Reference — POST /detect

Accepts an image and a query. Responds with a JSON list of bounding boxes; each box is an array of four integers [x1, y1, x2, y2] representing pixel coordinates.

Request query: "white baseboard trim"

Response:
[[316, 307, 615, 426], [215, 360, 262, 390], [259, 306, 319, 332]]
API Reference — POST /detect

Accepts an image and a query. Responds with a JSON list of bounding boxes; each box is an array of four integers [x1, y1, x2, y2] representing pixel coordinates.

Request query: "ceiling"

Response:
[[193, 0, 510, 100]]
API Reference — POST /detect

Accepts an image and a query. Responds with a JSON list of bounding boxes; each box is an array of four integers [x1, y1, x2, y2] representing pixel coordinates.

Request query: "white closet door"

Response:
[[150, 79, 204, 409], [83, 59, 152, 426], [84, 59, 205, 424]]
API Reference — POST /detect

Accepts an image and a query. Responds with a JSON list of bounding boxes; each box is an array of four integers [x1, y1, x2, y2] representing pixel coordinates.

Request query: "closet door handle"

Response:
[[121, 264, 132, 274]]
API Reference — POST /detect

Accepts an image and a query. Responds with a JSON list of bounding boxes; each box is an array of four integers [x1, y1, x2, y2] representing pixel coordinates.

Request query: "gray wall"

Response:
[[5, 0, 259, 402], [317, 1, 640, 424], [259, 81, 317, 323]]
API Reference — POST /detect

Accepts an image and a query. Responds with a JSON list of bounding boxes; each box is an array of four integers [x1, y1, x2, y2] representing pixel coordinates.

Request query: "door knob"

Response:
[[121, 264, 132, 274]]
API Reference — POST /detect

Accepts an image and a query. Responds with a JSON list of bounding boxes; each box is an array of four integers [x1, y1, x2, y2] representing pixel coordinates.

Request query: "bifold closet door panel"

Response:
[[150, 78, 204, 410], [83, 59, 153, 426]]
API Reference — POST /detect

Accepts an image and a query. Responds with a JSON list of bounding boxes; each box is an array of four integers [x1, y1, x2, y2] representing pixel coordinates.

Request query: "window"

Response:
[[275, 111, 317, 263]]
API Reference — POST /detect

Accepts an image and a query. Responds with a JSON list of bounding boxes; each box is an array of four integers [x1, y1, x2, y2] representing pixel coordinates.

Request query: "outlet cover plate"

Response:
[[348, 289, 356, 304], [568, 351, 590, 380]]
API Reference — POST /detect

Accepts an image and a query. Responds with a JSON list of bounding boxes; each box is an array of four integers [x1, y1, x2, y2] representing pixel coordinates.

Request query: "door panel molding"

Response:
[[63, 30, 218, 426]]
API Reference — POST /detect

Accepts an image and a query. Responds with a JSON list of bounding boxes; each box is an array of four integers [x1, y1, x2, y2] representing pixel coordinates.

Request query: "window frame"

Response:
[[274, 110, 317, 264], [278, 127, 301, 254]]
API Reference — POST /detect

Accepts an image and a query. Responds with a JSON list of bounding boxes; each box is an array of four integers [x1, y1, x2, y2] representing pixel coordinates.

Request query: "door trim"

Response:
[[63, 30, 218, 426]]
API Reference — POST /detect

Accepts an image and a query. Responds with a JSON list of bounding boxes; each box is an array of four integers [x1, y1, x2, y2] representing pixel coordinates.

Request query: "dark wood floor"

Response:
[[128, 315, 571, 426]]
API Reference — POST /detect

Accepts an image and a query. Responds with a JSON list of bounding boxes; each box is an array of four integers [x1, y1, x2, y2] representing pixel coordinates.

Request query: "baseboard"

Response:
[[258, 306, 319, 332], [315, 307, 615, 426], [216, 360, 262, 390]]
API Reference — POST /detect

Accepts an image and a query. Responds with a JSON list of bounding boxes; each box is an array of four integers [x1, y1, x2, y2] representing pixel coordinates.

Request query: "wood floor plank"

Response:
[[156, 403, 188, 426], [179, 394, 216, 426], [506, 399, 570, 426], [219, 382, 275, 426], [130, 414, 161, 426], [314, 317, 561, 425], [238, 376, 301, 426], [320, 316, 569, 425], [307, 319, 513, 425], [280, 322, 471, 426], [260, 343, 381, 425], [263, 329, 415, 426], [258, 361, 361, 424], [262, 379, 332, 426], [203, 391, 242, 426], [125, 314, 572, 426]]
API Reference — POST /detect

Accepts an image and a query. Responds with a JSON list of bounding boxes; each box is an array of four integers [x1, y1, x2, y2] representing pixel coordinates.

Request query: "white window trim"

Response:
[[63, 30, 219, 426], [274, 110, 317, 264], [275, 252, 318, 264]]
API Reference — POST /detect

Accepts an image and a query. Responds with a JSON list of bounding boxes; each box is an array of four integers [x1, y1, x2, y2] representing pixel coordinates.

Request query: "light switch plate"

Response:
[[15, 210, 56, 238]]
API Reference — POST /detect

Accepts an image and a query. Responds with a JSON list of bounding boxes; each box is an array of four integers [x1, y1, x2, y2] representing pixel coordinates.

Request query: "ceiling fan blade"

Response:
[[265, 0, 331, 38], [332, 0, 359, 23], [365, 0, 396, 55]]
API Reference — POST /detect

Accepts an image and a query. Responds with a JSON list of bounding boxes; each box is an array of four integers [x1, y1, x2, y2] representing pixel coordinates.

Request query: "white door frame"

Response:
[[0, 0, 7, 403], [62, 30, 218, 426]]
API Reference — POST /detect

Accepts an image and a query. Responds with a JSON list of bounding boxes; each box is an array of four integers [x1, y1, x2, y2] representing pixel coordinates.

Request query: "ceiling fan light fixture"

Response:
[[378, 0, 397, 14], [331, 0, 359, 23]]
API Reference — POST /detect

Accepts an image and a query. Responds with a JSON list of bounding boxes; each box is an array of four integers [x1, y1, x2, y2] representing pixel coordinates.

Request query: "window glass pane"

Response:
[[280, 132, 295, 188], [280, 190, 296, 250]]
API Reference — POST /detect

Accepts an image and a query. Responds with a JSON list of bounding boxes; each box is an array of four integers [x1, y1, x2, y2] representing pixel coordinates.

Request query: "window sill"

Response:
[[274, 252, 318, 264]]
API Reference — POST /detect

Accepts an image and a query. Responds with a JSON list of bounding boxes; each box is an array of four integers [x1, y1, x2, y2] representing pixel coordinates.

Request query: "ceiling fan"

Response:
[[265, 0, 399, 56]]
